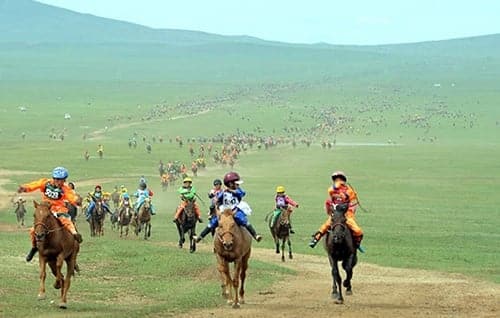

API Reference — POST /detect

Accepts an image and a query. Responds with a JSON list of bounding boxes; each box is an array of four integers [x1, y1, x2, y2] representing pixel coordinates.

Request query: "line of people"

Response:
[[17, 167, 364, 262]]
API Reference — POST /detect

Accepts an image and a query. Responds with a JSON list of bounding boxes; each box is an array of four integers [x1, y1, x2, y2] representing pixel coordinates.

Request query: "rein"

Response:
[[34, 221, 63, 236], [216, 230, 234, 244]]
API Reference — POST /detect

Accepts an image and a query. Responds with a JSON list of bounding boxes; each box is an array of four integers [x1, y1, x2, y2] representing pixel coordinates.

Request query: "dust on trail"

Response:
[[86, 109, 211, 141], [176, 244, 499, 318]]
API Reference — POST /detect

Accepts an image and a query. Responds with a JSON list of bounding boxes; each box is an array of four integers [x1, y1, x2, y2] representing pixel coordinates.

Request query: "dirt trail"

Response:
[[178, 244, 499, 318]]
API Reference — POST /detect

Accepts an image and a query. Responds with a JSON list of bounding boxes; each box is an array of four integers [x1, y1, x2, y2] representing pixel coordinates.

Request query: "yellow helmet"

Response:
[[276, 186, 286, 193], [183, 177, 193, 183]]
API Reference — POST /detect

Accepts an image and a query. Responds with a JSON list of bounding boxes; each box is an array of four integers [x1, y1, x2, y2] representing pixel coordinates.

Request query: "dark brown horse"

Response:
[[118, 204, 133, 237], [135, 198, 151, 240], [324, 204, 357, 304], [89, 199, 105, 237], [175, 200, 197, 252], [13, 198, 27, 227], [111, 190, 120, 208], [214, 209, 252, 308], [32, 201, 80, 309], [266, 208, 292, 262]]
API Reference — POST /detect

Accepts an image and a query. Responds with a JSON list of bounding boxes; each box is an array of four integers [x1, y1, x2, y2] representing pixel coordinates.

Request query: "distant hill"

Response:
[[0, 0, 266, 45]]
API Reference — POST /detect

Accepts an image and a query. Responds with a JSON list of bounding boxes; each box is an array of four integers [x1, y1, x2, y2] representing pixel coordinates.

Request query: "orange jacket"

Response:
[[324, 183, 358, 215], [21, 178, 80, 213]]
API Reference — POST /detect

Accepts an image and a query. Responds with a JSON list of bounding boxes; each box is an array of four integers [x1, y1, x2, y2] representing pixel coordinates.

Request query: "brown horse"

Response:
[[89, 199, 105, 237], [13, 198, 27, 227], [324, 204, 358, 304], [175, 200, 197, 252], [214, 209, 252, 308], [135, 198, 151, 240], [32, 201, 80, 309], [111, 190, 120, 208], [118, 204, 133, 237], [266, 208, 292, 262]]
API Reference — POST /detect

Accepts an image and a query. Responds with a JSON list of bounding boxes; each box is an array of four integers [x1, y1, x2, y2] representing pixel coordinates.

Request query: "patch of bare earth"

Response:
[[176, 245, 499, 318]]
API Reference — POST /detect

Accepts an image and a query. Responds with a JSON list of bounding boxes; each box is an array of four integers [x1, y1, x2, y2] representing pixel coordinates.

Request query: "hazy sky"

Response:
[[37, 0, 499, 45]]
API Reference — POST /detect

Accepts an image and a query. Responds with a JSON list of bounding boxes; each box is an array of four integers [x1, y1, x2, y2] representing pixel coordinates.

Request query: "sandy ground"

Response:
[[177, 245, 499, 318]]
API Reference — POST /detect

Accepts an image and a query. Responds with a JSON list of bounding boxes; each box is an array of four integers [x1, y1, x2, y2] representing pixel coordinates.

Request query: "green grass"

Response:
[[0, 21, 500, 316]]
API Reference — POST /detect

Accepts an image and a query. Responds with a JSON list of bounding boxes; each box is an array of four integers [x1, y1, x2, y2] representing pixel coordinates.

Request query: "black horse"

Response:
[[324, 203, 358, 304], [175, 200, 197, 253]]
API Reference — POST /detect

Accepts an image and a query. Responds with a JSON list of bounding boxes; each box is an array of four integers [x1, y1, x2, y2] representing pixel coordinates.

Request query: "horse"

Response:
[[111, 190, 120, 208], [89, 199, 106, 237], [32, 201, 80, 309], [118, 204, 133, 237], [324, 204, 358, 304], [266, 208, 292, 262], [13, 198, 27, 227], [174, 200, 197, 252], [135, 198, 151, 240], [214, 209, 252, 308], [110, 209, 119, 231]]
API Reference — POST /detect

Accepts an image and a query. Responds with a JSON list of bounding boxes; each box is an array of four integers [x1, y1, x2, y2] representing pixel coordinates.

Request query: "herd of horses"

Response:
[[16, 198, 359, 309]]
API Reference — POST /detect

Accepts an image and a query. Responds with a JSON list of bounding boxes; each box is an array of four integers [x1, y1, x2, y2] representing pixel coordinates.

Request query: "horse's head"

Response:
[[217, 209, 237, 251], [143, 198, 151, 210], [33, 201, 53, 242], [278, 208, 291, 226], [330, 206, 348, 245]]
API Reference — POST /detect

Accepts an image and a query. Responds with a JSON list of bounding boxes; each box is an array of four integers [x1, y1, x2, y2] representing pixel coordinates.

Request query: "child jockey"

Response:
[[133, 182, 155, 215], [18, 167, 82, 262], [194, 172, 262, 242], [309, 171, 365, 252], [173, 177, 202, 223], [85, 184, 111, 221], [271, 185, 299, 234]]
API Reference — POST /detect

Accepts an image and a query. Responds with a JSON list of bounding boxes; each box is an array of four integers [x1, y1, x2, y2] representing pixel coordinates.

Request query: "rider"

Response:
[[194, 172, 262, 242], [18, 167, 83, 262], [207, 178, 223, 219], [119, 184, 128, 204], [118, 193, 132, 221], [85, 185, 111, 221], [133, 182, 155, 215], [173, 177, 202, 223], [309, 171, 365, 252], [271, 186, 299, 234]]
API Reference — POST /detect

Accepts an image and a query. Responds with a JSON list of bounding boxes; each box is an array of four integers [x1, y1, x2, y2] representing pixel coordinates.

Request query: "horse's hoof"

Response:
[[275, 250, 280, 254], [189, 249, 195, 253], [331, 291, 338, 298], [289, 254, 293, 259], [334, 299, 344, 304], [59, 302, 67, 309], [37, 293, 46, 300], [345, 290, 353, 296], [54, 280, 62, 289], [232, 302, 240, 309], [226, 299, 233, 305], [281, 257, 285, 262]]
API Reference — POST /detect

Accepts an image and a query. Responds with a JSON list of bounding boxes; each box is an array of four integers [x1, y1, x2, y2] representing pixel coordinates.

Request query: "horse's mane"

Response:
[[220, 208, 234, 218]]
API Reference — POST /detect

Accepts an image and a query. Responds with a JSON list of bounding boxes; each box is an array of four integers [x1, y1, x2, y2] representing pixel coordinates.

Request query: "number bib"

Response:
[[44, 182, 63, 200]]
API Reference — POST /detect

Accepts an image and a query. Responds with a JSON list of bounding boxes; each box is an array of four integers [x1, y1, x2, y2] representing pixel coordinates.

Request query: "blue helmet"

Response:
[[52, 166, 68, 179], [123, 193, 130, 199]]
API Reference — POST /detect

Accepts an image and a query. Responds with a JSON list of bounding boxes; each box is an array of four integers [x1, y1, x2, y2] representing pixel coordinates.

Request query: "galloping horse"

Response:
[[324, 204, 358, 304], [135, 198, 151, 240], [32, 201, 80, 309], [266, 208, 292, 262], [214, 209, 252, 308], [118, 204, 133, 237], [13, 198, 27, 227], [111, 190, 120, 208], [175, 200, 197, 252], [89, 199, 106, 237]]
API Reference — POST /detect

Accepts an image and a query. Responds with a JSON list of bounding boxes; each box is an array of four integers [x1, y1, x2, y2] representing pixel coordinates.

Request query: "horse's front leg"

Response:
[[216, 255, 231, 301], [281, 238, 286, 262], [60, 257, 75, 309], [239, 252, 250, 305], [342, 254, 356, 295], [54, 254, 65, 291], [288, 237, 293, 259], [232, 260, 242, 308], [38, 257, 47, 300], [331, 260, 343, 304]]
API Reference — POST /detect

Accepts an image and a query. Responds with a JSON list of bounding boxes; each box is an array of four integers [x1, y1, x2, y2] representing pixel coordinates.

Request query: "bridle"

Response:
[[33, 220, 62, 242], [216, 229, 235, 245]]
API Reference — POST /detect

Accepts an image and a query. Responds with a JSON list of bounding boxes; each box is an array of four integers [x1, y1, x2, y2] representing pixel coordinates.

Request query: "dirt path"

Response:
[[178, 245, 499, 318]]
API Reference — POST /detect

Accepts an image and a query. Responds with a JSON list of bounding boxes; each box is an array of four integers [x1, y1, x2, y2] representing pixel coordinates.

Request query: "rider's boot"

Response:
[[194, 226, 212, 243], [309, 231, 322, 248], [354, 235, 365, 253], [26, 247, 38, 262], [246, 224, 262, 242]]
